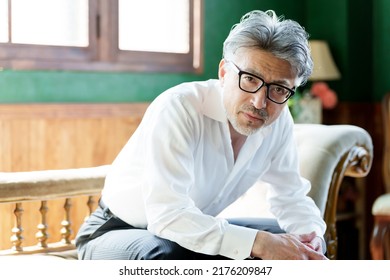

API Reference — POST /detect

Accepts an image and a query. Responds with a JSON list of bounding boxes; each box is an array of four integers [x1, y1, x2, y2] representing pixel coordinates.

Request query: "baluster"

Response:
[[60, 198, 72, 245], [86, 195, 96, 220], [10, 203, 24, 252], [36, 200, 49, 248]]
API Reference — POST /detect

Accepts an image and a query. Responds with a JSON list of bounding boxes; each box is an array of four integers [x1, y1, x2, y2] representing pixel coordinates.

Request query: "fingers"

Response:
[[295, 232, 326, 257], [298, 231, 317, 243], [304, 242, 316, 250], [284, 233, 327, 260], [308, 249, 329, 260], [297, 232, 324, 252]]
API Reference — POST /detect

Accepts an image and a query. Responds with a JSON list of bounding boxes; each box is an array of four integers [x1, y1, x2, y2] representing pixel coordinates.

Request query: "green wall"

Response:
[[306, 0, 349, 100], [306, 0, 389, 102], [1, 0, 388, 103], [373, 0, 390, 101]]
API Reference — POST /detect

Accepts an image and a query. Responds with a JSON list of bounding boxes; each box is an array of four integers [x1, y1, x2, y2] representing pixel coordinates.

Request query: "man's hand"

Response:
[[298, 231, 325, 253], [251, 231, 328, 260]]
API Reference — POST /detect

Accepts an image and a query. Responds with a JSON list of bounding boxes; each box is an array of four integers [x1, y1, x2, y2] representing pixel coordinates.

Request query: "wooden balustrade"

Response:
[[1, 195, 99, 255]]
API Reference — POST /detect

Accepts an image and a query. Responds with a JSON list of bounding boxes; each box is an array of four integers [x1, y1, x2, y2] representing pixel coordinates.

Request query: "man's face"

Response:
[[219, 48, 297, 136]]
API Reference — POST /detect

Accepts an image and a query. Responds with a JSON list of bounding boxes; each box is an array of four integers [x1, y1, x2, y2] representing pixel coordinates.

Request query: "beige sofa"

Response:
[[0, 123, 373, 260]]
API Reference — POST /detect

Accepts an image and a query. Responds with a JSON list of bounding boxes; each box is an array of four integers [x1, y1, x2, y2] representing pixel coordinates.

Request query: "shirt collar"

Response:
[[201, 79, 227, 122]]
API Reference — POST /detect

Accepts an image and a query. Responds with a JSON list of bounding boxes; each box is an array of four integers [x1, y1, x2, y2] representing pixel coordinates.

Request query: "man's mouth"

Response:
[[242, 107, 269, 123], [243, 112, 263, 122]]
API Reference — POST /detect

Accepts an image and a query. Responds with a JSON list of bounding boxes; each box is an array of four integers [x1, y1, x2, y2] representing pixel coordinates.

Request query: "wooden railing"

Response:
[[0, 166, 108, 255]]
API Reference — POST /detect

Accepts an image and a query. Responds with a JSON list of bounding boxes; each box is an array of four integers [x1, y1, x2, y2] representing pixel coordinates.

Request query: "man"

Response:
[[76, 10, 327, 260]]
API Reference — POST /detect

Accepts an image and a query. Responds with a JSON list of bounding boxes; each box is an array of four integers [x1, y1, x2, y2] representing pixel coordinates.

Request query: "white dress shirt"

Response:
[[102, 79, 326, 259]]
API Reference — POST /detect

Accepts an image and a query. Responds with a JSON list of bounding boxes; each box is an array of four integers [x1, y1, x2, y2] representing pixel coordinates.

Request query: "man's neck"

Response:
[[228, 122, 247, 162]]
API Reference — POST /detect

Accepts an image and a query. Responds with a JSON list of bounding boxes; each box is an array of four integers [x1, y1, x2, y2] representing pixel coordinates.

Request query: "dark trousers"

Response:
[[75, 200, 284, 260]]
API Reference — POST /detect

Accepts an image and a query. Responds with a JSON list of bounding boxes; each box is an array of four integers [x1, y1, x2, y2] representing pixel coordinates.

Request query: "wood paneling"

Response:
[[0, 103, 149, 250]]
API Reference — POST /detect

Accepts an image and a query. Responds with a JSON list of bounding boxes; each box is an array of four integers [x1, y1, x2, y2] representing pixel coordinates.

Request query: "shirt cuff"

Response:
[[319, 236, 327, 254], [219, 224, 258, 259]]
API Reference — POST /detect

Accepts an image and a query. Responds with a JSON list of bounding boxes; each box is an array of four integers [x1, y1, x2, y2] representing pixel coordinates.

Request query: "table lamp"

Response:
[[309, 40, 341, 81]]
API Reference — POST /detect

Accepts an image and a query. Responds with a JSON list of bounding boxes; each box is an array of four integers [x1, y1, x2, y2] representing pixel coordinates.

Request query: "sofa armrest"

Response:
[[295, 124, 373, 259]]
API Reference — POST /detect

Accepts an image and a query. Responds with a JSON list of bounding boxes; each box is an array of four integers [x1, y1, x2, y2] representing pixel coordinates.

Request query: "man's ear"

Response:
[[218, 59, 227, 80]]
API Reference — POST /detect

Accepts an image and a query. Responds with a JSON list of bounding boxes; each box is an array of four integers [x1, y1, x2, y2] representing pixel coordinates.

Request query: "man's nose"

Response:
[[250, 86, 267, 109]]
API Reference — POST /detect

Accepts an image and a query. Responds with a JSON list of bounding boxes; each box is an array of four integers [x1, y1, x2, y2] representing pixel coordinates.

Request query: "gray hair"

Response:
[[223, 10, 313, 86]]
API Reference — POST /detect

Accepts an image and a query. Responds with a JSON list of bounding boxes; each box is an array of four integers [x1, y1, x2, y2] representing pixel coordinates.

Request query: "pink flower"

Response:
[[310, 82, 338, 109], [311, 82, 329, 95]]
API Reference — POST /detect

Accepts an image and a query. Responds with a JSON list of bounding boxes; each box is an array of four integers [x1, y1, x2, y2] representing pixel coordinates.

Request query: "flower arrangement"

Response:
[[288, 82, 338, 122], [310, 82, 338, 109]]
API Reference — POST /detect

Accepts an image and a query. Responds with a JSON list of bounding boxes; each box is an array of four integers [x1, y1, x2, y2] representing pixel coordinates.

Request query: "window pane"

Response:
[[119, 0, 190, 53], [0, 0, 8, 43], [11, 0, 88, 47]]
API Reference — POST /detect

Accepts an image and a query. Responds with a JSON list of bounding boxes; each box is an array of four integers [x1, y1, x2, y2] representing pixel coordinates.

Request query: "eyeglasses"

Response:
[[228, 61, 295, 104]]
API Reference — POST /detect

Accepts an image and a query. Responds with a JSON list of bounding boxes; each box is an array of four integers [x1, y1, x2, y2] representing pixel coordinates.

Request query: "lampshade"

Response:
[[309, 40, 341, 81]]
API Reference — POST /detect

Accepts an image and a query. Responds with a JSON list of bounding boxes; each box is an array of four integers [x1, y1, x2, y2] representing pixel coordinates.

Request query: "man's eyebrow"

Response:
[[272, 79, 292, 87], [243, 66, 263, 78], [245, 66, 292, 87]]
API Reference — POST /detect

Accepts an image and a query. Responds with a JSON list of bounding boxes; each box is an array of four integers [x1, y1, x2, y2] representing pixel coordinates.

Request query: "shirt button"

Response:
[[233, 249, 239, 255]]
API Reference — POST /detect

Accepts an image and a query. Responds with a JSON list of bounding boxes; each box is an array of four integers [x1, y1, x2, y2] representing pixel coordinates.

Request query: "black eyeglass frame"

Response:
[[227, 61, 296, 104]]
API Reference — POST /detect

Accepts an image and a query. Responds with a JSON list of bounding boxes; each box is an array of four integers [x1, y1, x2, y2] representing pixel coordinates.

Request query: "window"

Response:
[[0, 0, 203, 73]]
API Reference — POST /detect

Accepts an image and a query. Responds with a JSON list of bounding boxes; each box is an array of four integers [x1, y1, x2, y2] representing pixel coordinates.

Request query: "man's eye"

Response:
[[272, 86, 288, 95], [243, 75, 257, 83], [274, 86, 283, 92]]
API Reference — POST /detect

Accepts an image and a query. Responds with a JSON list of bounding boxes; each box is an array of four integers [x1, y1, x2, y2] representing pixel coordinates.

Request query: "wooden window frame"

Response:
[[0, 0, 203, 73]]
